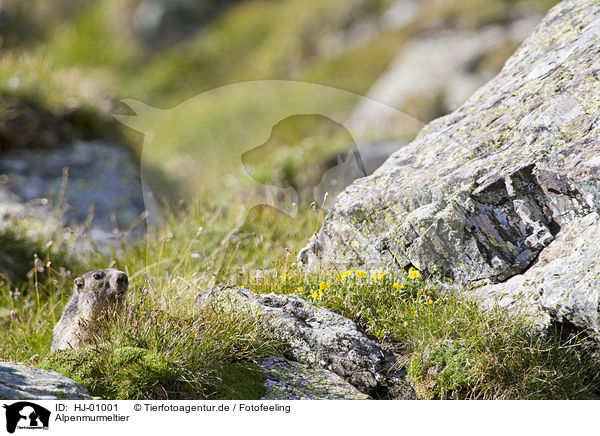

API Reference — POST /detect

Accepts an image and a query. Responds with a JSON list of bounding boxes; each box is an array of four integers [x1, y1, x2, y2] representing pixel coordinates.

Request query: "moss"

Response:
[[210, 361, 267, 400], [41, 347, 269, 400], [39, 349, 104, 392]]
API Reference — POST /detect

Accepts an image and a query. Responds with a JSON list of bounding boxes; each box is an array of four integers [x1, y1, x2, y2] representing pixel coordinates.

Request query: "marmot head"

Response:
[[74, 268, 128, 317]]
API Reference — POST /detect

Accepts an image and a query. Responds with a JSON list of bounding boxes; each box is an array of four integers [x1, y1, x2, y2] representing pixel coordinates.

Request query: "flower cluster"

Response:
[[302, 266, 422, 300]]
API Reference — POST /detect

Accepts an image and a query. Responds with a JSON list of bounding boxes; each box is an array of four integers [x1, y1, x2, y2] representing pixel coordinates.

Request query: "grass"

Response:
[[114, 0, 393, 104], [39, 289, 279, 399], [0, 53, 131, 154], [0, 54, 110, 115], [0, 208, 285, 399], [0, 200, 316, 399]]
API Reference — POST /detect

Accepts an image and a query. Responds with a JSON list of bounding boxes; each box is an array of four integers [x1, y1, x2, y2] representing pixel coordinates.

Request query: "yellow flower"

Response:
[[371, 272, 387, 281], [310, 288, 324, 298], [408, 267, 420, 279], [296, 286, 304, 293], [427, 299, 433, 305], [393, 283, 405, 290], [280, 273, 288, 282], [353, 270, 368, 278], [319, 281, 330, 291], [338, 270, 353, 279]]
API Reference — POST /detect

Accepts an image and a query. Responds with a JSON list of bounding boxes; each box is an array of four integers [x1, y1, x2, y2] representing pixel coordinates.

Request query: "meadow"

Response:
[[3, 0, 597, 400]]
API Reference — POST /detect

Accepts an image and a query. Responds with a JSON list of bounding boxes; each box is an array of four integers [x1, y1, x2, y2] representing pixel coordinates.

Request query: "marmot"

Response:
[[51, 268, 128, 351]]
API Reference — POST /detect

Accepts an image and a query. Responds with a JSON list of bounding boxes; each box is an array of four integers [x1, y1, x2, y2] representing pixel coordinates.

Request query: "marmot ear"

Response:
[[74, 277, 85, 290]]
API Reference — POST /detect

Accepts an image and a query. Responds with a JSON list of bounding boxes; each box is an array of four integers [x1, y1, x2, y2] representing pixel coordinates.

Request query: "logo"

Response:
[[3, 402, 50, 434], [113, 80, 424, 258]]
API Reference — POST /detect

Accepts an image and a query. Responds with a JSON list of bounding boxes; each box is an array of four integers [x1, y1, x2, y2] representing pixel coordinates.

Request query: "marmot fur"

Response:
[[51, 268, 128, 351]]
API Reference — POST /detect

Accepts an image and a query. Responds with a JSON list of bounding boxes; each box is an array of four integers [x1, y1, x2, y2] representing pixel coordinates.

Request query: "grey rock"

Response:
[[472, 213, 600, 334], [0, 362, 93, 400], [258, 356, 370, 400], [0, 140, 146, 246], [197, 286, 413, 398], [380, 0, 419, 32], [302, 0, 600, 332]]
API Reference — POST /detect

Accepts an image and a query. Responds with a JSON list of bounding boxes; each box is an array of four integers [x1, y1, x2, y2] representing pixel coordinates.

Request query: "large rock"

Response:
[[0, 140, 146, 246], [301, 0, 600, 332], [197, 286, 414, 399], [0, 362, 93, 399], [473, 212, 600, 335]]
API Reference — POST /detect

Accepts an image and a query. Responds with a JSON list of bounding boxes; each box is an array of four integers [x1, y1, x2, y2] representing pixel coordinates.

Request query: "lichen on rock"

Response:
[[301, 0, 600, 333]]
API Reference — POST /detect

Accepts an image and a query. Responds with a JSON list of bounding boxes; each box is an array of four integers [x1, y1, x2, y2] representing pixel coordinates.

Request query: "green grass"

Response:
[[115, 0, 393, 104], [0, 54, 131, 153], [0, 54, 108, 114], [39, 289, 279, 399], [0, 202, 306, 399]]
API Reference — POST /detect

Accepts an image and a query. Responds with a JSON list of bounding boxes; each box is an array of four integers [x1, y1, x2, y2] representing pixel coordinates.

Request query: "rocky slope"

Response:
[[301, 0, 600, 334]]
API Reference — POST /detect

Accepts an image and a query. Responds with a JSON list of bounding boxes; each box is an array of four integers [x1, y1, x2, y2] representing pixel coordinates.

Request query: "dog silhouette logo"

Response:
[[113, 80, 423, 237], [3, 402, 50, 433]]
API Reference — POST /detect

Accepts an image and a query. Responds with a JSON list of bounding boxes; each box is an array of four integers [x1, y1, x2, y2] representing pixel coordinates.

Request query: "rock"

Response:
[[379, 0, 419, 32], [257, 356, 370, 400], [301, 0, 600, 332], [473, 212, 600, 334], [0, 361, 93, 399], [197, 286, 414, 399], [350, 17, 540, 131], [0, 140, 146, 246]]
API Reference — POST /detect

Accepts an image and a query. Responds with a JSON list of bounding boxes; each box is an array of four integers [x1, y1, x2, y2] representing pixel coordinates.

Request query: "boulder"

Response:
[[473, 212, 600, 335], [0, 140, 146, 246], [301, 0, 600, 332], [197, 286, 414, 399], [0, 362, 93, 400], [257, 357, 370, 400]]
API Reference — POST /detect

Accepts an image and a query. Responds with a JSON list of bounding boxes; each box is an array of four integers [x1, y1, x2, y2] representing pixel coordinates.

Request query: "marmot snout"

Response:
[[51, 268, 129, 351]]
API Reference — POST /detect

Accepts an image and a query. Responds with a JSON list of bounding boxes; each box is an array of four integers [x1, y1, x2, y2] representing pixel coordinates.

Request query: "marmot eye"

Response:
[[93, 273, 103, 280]]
